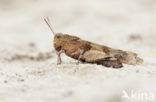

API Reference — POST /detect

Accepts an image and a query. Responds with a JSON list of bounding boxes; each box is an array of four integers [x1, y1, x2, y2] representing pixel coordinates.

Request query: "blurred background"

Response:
[[0, 0, 156, 54]]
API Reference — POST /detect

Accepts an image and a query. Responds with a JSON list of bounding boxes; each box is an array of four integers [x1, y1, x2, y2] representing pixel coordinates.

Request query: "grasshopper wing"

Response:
[[82, 50, 123, 68], [82, 50, 114, 62]]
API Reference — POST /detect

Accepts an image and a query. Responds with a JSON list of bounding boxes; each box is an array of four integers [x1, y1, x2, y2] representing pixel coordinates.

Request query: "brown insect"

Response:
[[44, 17, 143, 68]]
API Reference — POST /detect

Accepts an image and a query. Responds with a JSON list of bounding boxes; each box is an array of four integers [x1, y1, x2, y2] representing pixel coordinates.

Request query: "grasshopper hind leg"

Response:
[[96, 60, 123, 68]]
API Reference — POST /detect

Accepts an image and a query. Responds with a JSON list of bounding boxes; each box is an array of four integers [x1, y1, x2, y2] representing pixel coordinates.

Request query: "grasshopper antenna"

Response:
[[44, 17, 56, 35]]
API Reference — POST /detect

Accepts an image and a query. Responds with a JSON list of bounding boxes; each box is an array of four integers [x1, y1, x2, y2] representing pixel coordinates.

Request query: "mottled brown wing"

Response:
[[82, 50, 117, 62]]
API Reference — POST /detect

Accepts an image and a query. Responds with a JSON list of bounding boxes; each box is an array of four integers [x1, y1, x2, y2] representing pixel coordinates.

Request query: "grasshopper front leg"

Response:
[[56, 50, 64, 65]]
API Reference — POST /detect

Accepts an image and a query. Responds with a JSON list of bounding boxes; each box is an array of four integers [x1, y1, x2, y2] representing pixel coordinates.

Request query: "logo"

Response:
[[122, 90, 155, 101]]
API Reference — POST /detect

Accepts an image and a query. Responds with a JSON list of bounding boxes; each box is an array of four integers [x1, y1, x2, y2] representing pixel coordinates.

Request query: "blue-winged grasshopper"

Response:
[[44, 17, 143, 68]]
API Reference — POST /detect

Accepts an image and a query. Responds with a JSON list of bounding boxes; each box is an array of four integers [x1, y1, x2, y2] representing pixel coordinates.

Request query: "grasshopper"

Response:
[[44, 17, 143, 68]]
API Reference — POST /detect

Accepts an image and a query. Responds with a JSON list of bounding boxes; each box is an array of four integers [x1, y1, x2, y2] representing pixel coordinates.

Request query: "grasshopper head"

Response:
[[54, 33, 65, 51], [44, 17, 65, 52]]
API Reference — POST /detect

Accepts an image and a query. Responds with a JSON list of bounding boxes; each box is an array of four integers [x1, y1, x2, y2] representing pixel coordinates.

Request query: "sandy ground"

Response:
[[0, 0, 156, 102]]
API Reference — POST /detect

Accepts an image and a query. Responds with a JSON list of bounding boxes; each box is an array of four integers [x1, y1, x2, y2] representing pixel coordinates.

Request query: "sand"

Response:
[[0, 0, 156, 102]]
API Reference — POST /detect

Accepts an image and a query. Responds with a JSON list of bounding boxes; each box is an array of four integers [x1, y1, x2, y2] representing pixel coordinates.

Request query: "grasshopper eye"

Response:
[[57, 35, 61, 39], [56, 33, 63, 39]]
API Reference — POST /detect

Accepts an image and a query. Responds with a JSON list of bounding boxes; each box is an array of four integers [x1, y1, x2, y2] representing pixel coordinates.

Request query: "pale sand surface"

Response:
[[0, 0, 156, 102]]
